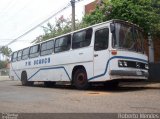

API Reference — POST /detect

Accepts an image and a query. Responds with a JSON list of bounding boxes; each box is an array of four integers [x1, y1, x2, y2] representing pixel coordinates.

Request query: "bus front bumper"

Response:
[[110, 70, 149, 78]]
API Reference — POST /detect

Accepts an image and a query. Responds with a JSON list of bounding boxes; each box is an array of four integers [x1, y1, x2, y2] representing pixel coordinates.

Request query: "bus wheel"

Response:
[[73, 69, 89, 90], [21, 72, 33, 86]]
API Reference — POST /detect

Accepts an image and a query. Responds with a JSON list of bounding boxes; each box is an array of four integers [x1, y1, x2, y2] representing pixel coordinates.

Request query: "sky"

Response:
[[0, 0, 94, 51]]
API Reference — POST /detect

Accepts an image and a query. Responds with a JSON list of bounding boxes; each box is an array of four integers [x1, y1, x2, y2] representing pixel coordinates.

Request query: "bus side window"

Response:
[[41, 40, 54, 56], [22, 48, 29, 60], [94, 28, 109, 51], [72, 28, 92, 49], [17, 50, 22, 61], [12, 52, 18, 62], [29, 45, 40, 58], [54, 35, 71, 53]]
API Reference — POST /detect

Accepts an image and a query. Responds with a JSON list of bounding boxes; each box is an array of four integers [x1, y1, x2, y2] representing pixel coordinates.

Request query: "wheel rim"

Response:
[[76, 73, 86, 85]]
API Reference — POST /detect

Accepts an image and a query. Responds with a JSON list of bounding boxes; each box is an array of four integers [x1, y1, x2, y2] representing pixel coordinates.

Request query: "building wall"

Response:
[[85, 0, 98, 14], [154, 39, 160, 62]]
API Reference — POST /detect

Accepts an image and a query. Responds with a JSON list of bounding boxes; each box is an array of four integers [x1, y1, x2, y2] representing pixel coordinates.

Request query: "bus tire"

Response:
[[21, 72, 33, 86], [73, 69, 89, 90]]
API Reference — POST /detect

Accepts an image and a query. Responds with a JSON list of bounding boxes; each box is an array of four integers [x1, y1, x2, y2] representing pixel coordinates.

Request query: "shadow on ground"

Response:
[[14, 81, 160, 93]]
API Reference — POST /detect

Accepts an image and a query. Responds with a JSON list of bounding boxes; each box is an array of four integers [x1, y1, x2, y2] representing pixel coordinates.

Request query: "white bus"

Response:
[[10, 19, 149, 89]]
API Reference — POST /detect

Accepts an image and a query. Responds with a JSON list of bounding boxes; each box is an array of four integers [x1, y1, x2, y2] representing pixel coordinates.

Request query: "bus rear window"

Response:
[[12, 52, 17, 62]]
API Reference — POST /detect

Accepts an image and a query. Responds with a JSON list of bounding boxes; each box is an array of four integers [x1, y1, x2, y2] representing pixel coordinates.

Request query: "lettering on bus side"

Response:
[[25, 57, 51, 66], [25, 61, 31, 66]]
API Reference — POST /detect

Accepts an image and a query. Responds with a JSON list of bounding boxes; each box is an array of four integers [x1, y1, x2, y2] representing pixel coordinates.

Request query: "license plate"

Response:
[[136, 71, 142, 75]]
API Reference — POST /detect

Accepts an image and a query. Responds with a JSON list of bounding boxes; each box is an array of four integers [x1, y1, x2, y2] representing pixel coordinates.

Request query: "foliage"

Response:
[[0, 61, 7, 69], [0, 46, 11, 69], [0, 46, 12, 57], [33, 0, 160, 43], [83, 0, 160, 39], [33, 16, 85, 43]]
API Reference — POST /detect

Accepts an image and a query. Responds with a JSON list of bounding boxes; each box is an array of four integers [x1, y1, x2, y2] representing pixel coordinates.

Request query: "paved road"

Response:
[[0, 79, 160, 113]]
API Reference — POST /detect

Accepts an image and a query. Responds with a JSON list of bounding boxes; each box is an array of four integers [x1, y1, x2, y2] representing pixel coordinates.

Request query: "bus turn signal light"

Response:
[[111, 50, 117, 55]]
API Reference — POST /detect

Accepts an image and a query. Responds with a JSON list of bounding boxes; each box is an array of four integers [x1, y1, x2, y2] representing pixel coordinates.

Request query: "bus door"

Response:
[[93, 27, 110, 80]]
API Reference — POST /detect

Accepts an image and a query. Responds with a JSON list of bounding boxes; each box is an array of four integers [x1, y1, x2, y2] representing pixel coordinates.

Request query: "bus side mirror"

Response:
[[110, 23, 115, 33]]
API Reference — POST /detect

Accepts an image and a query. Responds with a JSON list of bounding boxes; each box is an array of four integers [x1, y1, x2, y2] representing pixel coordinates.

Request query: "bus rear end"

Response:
[[109, 20, 148, 81]]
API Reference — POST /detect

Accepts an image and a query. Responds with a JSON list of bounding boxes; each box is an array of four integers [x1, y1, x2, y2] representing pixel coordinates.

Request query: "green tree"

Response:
[[83, 0, 160, 38], [0, 46, 12, 57], [33, 0, 160, 43], [33, 16, 84, 43], [0, 61, 7, 69]]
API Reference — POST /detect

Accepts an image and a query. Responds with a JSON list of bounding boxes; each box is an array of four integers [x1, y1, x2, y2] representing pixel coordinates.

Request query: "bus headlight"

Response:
[[123, 61, 127, 67], [118, 60, 123, 67], [118, 60, 128, 67], [145, 64, 149, 69]]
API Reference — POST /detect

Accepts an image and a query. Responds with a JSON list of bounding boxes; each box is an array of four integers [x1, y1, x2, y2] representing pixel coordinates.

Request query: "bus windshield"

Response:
[[113, 22, 144, 53]]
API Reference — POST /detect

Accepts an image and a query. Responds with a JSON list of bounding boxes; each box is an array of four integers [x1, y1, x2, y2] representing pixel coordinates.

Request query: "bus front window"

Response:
[[112, 23, 144, 53]]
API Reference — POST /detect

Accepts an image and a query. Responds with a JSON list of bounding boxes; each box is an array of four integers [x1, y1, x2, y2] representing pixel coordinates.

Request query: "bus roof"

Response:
[[14, 19, 143, 52]]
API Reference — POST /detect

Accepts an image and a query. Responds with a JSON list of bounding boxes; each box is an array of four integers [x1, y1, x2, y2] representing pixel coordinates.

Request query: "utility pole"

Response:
[[71, 0, 75, 31]]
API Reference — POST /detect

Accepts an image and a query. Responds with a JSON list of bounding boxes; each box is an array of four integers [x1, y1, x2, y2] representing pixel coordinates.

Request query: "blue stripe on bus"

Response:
[[12, 56, 147, 81], [28, 66, 71, 81], [11, 64, 21, 80], [88, 56, 148, 80]]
